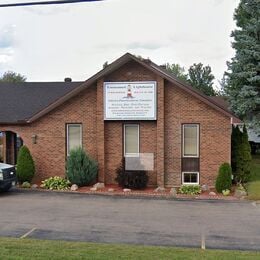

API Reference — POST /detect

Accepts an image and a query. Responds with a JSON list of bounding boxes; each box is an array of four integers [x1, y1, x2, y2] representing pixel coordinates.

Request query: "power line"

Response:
[[0, 0, 103, 8]]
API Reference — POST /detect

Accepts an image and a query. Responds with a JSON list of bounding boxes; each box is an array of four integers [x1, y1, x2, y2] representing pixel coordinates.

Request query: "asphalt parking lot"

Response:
[[0, 189, 260, 250]]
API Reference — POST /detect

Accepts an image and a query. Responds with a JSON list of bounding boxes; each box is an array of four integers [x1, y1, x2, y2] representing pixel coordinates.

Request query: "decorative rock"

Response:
[[108, 188, 114, 192], [123, 188, 131, 192], [201, 184, 209, 192], [169, 188, 177, 196], [209, 191, 216, 196], [154, 187, 166, 193], [90, 187, 97, 191], [31, 184, 38, 189], [234, 189, 247, 198], [93, 182, 105, 190], [70, 184, 78, 191]]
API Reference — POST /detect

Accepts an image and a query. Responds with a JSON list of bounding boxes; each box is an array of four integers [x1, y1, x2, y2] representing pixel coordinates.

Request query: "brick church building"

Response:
[[0, 53, 240, 187]]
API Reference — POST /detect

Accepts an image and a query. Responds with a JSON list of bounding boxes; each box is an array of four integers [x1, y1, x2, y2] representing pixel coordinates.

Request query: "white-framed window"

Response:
[[182, 124, 199, 157], [182, 172, 199, 185], [124, 124, 139, 157], [66, 124, 82, 156]]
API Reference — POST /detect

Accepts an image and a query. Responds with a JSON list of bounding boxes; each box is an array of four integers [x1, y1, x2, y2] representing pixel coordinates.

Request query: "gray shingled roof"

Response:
[[0, 53, 241, 125], [0, 82, 83, 123]]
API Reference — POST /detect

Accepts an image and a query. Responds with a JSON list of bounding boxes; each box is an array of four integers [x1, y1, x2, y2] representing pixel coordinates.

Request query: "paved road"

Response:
[[0, 189, 260, 250]]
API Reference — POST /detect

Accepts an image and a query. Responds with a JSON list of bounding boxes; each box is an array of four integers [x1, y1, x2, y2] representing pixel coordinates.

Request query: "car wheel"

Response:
[[0, 183, 12, 192]]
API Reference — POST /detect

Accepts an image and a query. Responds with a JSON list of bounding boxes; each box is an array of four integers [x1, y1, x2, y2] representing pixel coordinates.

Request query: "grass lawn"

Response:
[[0, 237, 260, 260], [247, 154, 260, 200]]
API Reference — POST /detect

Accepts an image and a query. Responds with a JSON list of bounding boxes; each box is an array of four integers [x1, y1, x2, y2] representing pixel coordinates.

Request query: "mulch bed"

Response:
[[76, 185, 239, 200], [18, 184, 241, 201]]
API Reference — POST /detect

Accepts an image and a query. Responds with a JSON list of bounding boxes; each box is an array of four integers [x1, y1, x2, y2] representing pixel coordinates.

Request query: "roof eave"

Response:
[[0, 120, 28, 125], [24, 52, 238, 123]]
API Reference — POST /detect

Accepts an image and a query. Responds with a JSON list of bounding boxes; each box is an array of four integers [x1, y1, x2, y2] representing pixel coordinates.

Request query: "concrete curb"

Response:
[[12, 187, 248, 204]]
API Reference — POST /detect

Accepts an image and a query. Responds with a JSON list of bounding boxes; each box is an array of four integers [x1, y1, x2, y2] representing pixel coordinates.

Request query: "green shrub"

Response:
[[235, 125, 252, 183], [231, 125, 252, 184], [66, 147, 98, 187], [231, 126, 241, 173], [178, 185, 201, 195], [215, 163, 232, 193], [21, 182, 31, 188], [115, 158, 149, 189], [16, 146, 35, 183], [41, 176, 70, 190]]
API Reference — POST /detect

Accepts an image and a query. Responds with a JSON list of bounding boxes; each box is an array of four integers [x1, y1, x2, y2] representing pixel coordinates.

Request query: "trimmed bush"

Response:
[[16, 145, 35, 183], [215, 163, 232, 193], [66, 147, 98, 187], [178, 185, 201, 195], [115, 158, 148, 189], [41, 176, 70, 190]]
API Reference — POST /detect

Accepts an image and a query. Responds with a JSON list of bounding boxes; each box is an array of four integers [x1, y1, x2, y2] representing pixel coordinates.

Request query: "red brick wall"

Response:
[[0, 85, 97, 183], [104, 61, 158, 186], [164, 81, 231, 187], [0, 60, 231, 187]]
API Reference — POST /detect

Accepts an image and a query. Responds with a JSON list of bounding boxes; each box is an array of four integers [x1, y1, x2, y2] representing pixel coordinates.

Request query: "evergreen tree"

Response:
[[16, 146, 35, 183], [66, 147, 98, 186], [215, 163, 232, 193], [188, 63, 216, 96], [225, 0, 260, 128], [231, 125, 241, 173], [235, 125, 252, 183]]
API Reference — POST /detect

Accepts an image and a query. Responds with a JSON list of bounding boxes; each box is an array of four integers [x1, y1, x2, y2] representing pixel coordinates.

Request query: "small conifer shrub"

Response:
[[66, 147, 98, 186], [16, 146, 35, 183], [215, 163, 232, 193]]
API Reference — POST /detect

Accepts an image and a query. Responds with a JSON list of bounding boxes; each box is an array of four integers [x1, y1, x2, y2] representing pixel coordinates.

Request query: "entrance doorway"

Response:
[[0, 131, 23, 165]]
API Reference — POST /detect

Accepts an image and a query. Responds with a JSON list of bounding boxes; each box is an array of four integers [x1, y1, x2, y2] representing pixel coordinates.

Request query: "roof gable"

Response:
[[0, 53, 240, 124]]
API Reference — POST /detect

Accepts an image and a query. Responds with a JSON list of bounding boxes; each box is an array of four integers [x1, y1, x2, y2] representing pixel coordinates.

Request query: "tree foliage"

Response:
[[165, 62, 217, 96], [231, 125, 252, 183], [188, 63, 216, 96], [165, 63, 189, 83], [0, 71, 26, 83], [215, 163, 232, 193], [16, 146, 35, 183], [66, 147, 98, 186], [225, 0, 260, 128], [236, 125, 252, 183], [231, 126, 241, 173]]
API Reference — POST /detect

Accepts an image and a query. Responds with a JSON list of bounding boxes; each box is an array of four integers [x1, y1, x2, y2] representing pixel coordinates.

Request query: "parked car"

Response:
[[0, 163, 16, 192]]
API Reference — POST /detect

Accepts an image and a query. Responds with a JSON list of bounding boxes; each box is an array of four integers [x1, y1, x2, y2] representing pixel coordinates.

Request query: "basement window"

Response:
[[182, 172, 199, 185]]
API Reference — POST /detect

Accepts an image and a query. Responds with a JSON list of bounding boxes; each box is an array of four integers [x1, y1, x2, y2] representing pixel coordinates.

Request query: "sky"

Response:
[[0, 0, 240, 88]]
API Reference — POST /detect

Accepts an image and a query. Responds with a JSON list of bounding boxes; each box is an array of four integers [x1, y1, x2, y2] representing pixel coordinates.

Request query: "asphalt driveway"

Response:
[[0, 189, 260, 250]]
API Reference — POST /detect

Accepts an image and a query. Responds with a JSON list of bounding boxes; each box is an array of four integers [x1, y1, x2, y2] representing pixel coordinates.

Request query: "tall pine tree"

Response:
[[225, 0, 260, 128]]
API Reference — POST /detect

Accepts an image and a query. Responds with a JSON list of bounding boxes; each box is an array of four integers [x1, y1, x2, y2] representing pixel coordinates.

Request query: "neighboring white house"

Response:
[[248, 128, 260, 143]]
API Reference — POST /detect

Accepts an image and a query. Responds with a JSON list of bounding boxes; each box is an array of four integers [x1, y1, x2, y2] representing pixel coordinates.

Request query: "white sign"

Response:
[[104, 81, 157, 120]]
